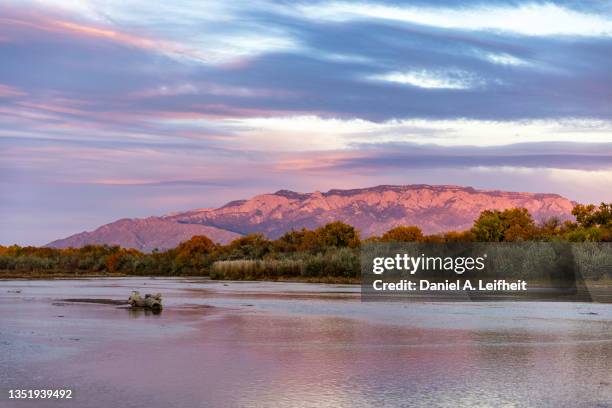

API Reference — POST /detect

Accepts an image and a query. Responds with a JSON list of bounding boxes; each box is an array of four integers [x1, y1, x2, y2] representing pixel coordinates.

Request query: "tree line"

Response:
[[1, 203, 611, 280]]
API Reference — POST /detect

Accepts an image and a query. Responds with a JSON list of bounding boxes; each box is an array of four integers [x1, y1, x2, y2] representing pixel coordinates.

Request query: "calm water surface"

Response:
[[1, 278, 611, 407]]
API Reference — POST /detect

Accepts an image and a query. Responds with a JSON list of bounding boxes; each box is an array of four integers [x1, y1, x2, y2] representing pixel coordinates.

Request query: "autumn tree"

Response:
[[559, 203, 612, 242], [172, 235, 216, 274], [572, 203, 612, 228], [225, 233, 272, 259], [314, 221, 360, 248], [442, 230, 475, 242], [380, 226, 424, 242], [175, 235, 215, 255], [274, 228, 318, 252], [103, 253, 116, 272], [471, 208, 535, 242]]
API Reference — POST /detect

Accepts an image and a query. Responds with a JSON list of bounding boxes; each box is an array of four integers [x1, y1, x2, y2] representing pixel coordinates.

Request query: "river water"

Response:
[[1, 278, 611, 407]]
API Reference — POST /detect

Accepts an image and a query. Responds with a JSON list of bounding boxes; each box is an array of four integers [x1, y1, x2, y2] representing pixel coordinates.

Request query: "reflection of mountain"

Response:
[[48, 184, 575, 251]]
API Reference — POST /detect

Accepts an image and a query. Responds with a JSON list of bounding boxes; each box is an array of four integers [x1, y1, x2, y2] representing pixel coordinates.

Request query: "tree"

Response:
[[572, 203, 612, 228], [314, 222, 360, 248], [471, 208, 535, 242], [380, 226, 423, 242], [275, 228, 318, 252], [562, 203, 612, 242], [443, 230, 475, 242], [593, 203, 612, 227], [172, 235, 216, 274], [471, 210, 505, 242], [105, 253, 120, 273], [572, 204, 597, 227], [225, 234, 271, 259], [536, 217, 562, 239], [175, 235, 215, 256]]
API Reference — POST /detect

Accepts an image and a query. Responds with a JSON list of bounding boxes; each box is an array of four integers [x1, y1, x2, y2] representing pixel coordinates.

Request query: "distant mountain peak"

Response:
[[48, 184, 576, 251], [273, 189, 309, 200]]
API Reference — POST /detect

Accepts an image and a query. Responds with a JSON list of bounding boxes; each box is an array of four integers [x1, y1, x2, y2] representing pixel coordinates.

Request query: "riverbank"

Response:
[[0, 271, 361, 284], [4, 271, 612, 287]]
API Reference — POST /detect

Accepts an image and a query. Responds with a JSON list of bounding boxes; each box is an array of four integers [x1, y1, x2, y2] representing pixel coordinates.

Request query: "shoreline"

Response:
[[2, 273, 611, 287], [0, 272, 361, 284]]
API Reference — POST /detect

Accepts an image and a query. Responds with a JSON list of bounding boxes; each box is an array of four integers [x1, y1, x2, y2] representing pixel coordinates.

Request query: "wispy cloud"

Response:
[[219, 116, 612, 151], [293, 2, 612, 37], [368, 70, 479, 89], [0, 83, 26, 97]]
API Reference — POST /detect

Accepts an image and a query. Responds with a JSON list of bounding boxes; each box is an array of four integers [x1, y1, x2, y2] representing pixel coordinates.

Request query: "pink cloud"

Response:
[[0, 11, 206, 63], [0, 84, 26, 98]]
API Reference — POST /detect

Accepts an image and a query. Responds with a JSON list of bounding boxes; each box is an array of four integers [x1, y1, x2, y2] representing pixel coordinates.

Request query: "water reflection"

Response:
[[127, 307, 162, 318], [0, 278, 610, 408]]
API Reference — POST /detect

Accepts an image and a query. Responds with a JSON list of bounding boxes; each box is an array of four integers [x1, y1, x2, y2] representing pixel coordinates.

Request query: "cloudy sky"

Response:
[[1, 0, 612, 245]]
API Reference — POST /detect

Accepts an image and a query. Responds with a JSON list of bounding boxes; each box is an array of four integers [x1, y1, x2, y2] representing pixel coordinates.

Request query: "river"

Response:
[[1, 278, 611, 407]]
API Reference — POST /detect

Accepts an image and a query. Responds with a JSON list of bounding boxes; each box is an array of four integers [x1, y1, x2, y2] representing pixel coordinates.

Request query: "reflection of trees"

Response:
[[128, 307, 162, 317]]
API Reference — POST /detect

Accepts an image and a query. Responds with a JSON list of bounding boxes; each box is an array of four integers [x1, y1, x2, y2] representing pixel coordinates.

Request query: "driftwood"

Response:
[[127, 291, 162, 310]]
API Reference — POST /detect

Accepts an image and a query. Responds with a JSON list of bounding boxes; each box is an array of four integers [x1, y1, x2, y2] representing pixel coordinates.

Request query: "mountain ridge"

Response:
[[48, 184, 577, 251]]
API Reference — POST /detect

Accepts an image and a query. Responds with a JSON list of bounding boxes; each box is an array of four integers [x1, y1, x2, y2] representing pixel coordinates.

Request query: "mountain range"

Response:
[[47, 184, 576, 251]]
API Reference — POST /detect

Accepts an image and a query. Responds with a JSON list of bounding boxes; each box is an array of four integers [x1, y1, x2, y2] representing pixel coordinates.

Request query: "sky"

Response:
[[1, 0, 612, 245]]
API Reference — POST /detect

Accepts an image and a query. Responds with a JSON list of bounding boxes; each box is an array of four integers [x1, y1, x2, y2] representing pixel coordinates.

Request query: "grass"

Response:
[[209, 254, 359, 282], [0, 269, 360, 284]]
